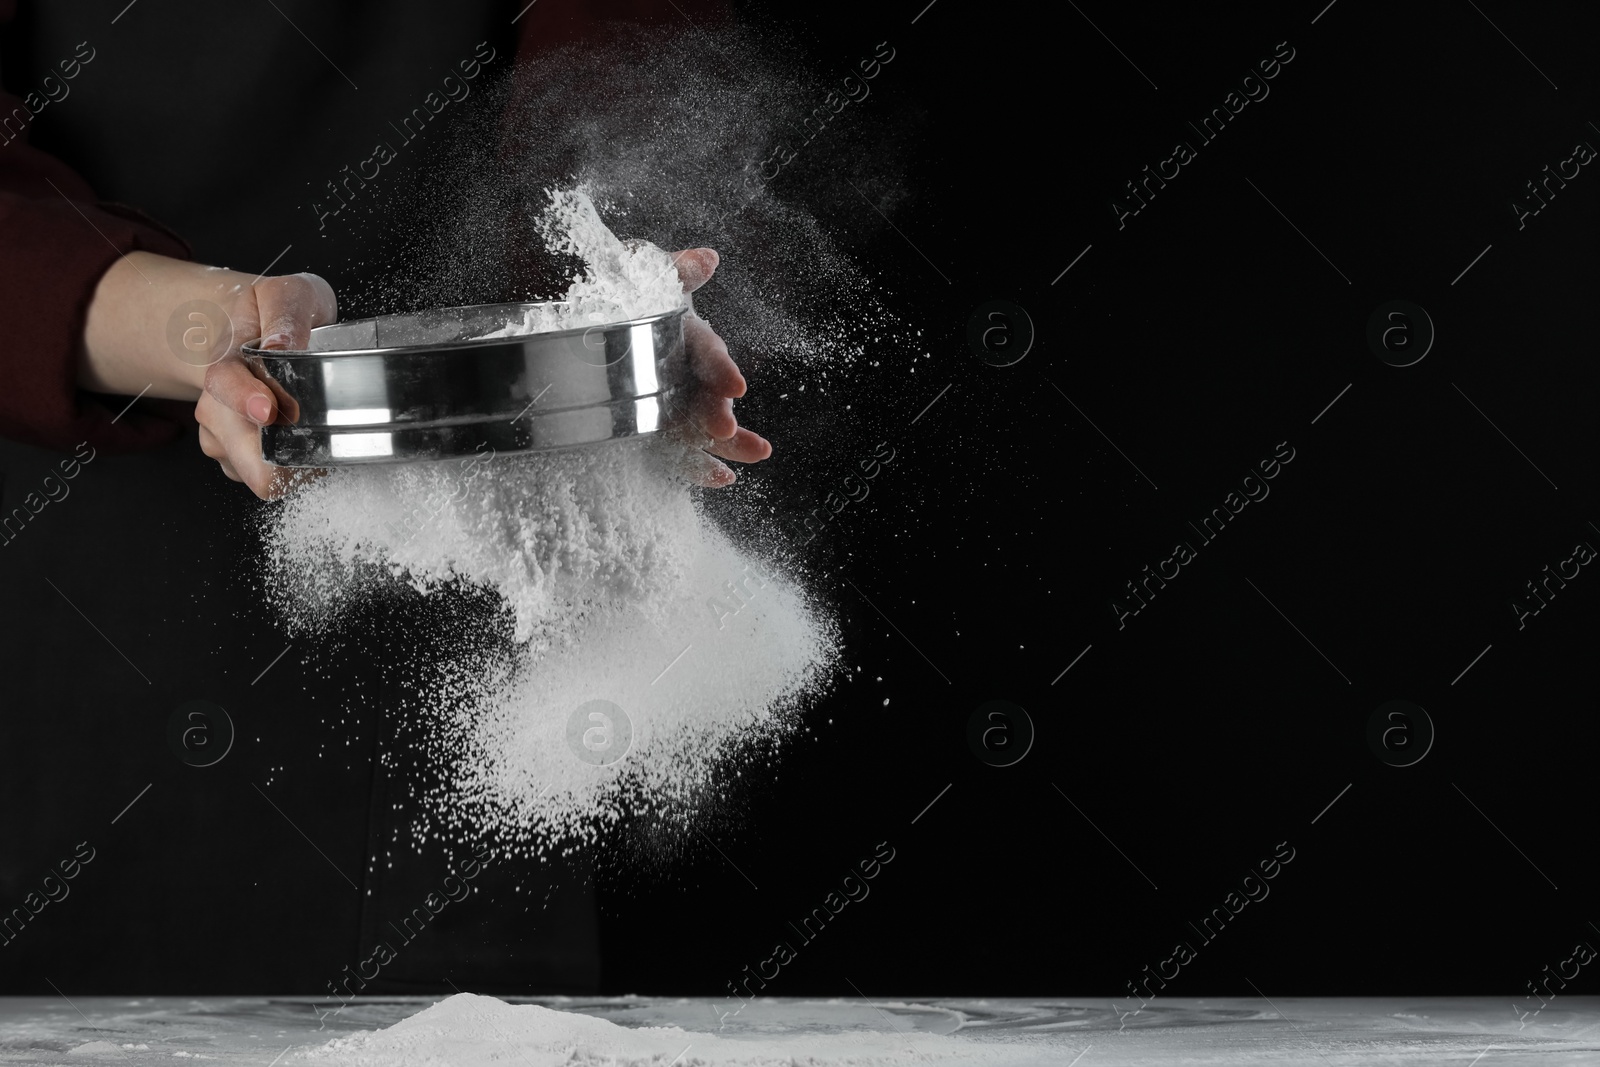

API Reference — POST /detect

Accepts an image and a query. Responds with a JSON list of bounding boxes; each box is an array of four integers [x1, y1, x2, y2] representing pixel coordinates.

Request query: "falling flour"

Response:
[[263, 189, 836, 855], [299, 993, 1020, 1067]]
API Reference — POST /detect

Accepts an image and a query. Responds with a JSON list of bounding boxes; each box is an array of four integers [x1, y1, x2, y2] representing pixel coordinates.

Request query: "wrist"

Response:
[[81, 252, 260, 400]]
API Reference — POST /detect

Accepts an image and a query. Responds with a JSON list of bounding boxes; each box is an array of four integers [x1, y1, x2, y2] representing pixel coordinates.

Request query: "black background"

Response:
[[605, 0, 1600, 998], [1, 0, 1596, 998]]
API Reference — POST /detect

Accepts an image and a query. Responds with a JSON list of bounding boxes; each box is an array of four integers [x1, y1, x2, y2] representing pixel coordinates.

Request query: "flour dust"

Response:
[[271, 21, 922, 862], [476, 186, 686, 338], [263, 189, 836, 859]]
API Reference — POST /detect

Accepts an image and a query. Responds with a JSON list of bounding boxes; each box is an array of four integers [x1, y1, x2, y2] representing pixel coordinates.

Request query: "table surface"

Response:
[[0, 995, 1595, 1065]]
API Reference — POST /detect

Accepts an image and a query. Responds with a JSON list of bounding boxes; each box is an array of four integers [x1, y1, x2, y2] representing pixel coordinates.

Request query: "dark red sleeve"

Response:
[[0, 3, 194, 455]]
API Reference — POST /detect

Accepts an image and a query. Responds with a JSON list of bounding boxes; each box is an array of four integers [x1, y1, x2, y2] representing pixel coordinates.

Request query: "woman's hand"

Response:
[[81, 247, 767, 497], [82, 250, 337, 498], [665, 248, 772, 486], [195, 273, 335, 498]]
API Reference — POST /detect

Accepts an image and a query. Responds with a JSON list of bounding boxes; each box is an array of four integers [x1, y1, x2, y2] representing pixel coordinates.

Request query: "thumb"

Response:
[[253, 271, 338, 350], [230, 271, 337, 426], [671, 248, 719, 294]]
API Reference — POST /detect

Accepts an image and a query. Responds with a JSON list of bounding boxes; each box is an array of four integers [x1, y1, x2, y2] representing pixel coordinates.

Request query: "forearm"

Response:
[[80, 251, 258, 400]]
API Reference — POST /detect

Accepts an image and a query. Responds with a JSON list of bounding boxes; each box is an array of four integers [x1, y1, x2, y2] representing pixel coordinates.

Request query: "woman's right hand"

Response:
[[83, 250, 337, 498]]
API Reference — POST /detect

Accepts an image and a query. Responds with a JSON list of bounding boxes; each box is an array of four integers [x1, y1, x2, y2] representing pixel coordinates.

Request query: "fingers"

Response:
[[679, 448, 737, 488], [252, 272, 337, 349], [197, 425, 241, 482], [243, 272, 332, 426], [673, 431, 768, 487], [705, 427, 772, 464], [671, 248, 718, 294], [683, 313, 746, 398], [196, 390, 293, 500], [666, 305, 770, 483], [661, 402, 770, 487], [205, 357, 279, 427], [681, 390, 738, 443], [191, 271, 337, 499], [197, 423, 226, 462]]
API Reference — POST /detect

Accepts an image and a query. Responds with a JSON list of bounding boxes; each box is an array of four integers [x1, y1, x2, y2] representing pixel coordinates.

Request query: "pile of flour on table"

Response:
[[299, 993, 1015, 1067]]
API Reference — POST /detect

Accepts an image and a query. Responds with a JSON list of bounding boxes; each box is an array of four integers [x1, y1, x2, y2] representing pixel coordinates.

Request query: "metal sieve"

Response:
[[243, 301, 685, 467]]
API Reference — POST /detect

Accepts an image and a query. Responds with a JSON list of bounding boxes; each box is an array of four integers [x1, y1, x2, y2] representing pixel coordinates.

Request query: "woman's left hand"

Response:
[[664, 248, 772, 487]]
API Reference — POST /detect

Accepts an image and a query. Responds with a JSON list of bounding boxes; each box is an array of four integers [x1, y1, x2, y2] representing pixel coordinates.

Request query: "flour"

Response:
[[265, 17, 925, 855], [263, 190, 836, 853], [299, 993, 1013, 1067], [476, 185, 687, 339], [265, 438, 695, 648], [353, 20, 918, 400]]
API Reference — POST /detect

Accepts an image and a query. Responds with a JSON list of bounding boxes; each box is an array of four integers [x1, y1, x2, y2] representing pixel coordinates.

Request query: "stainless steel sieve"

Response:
[[243, 301, 685, 467]]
